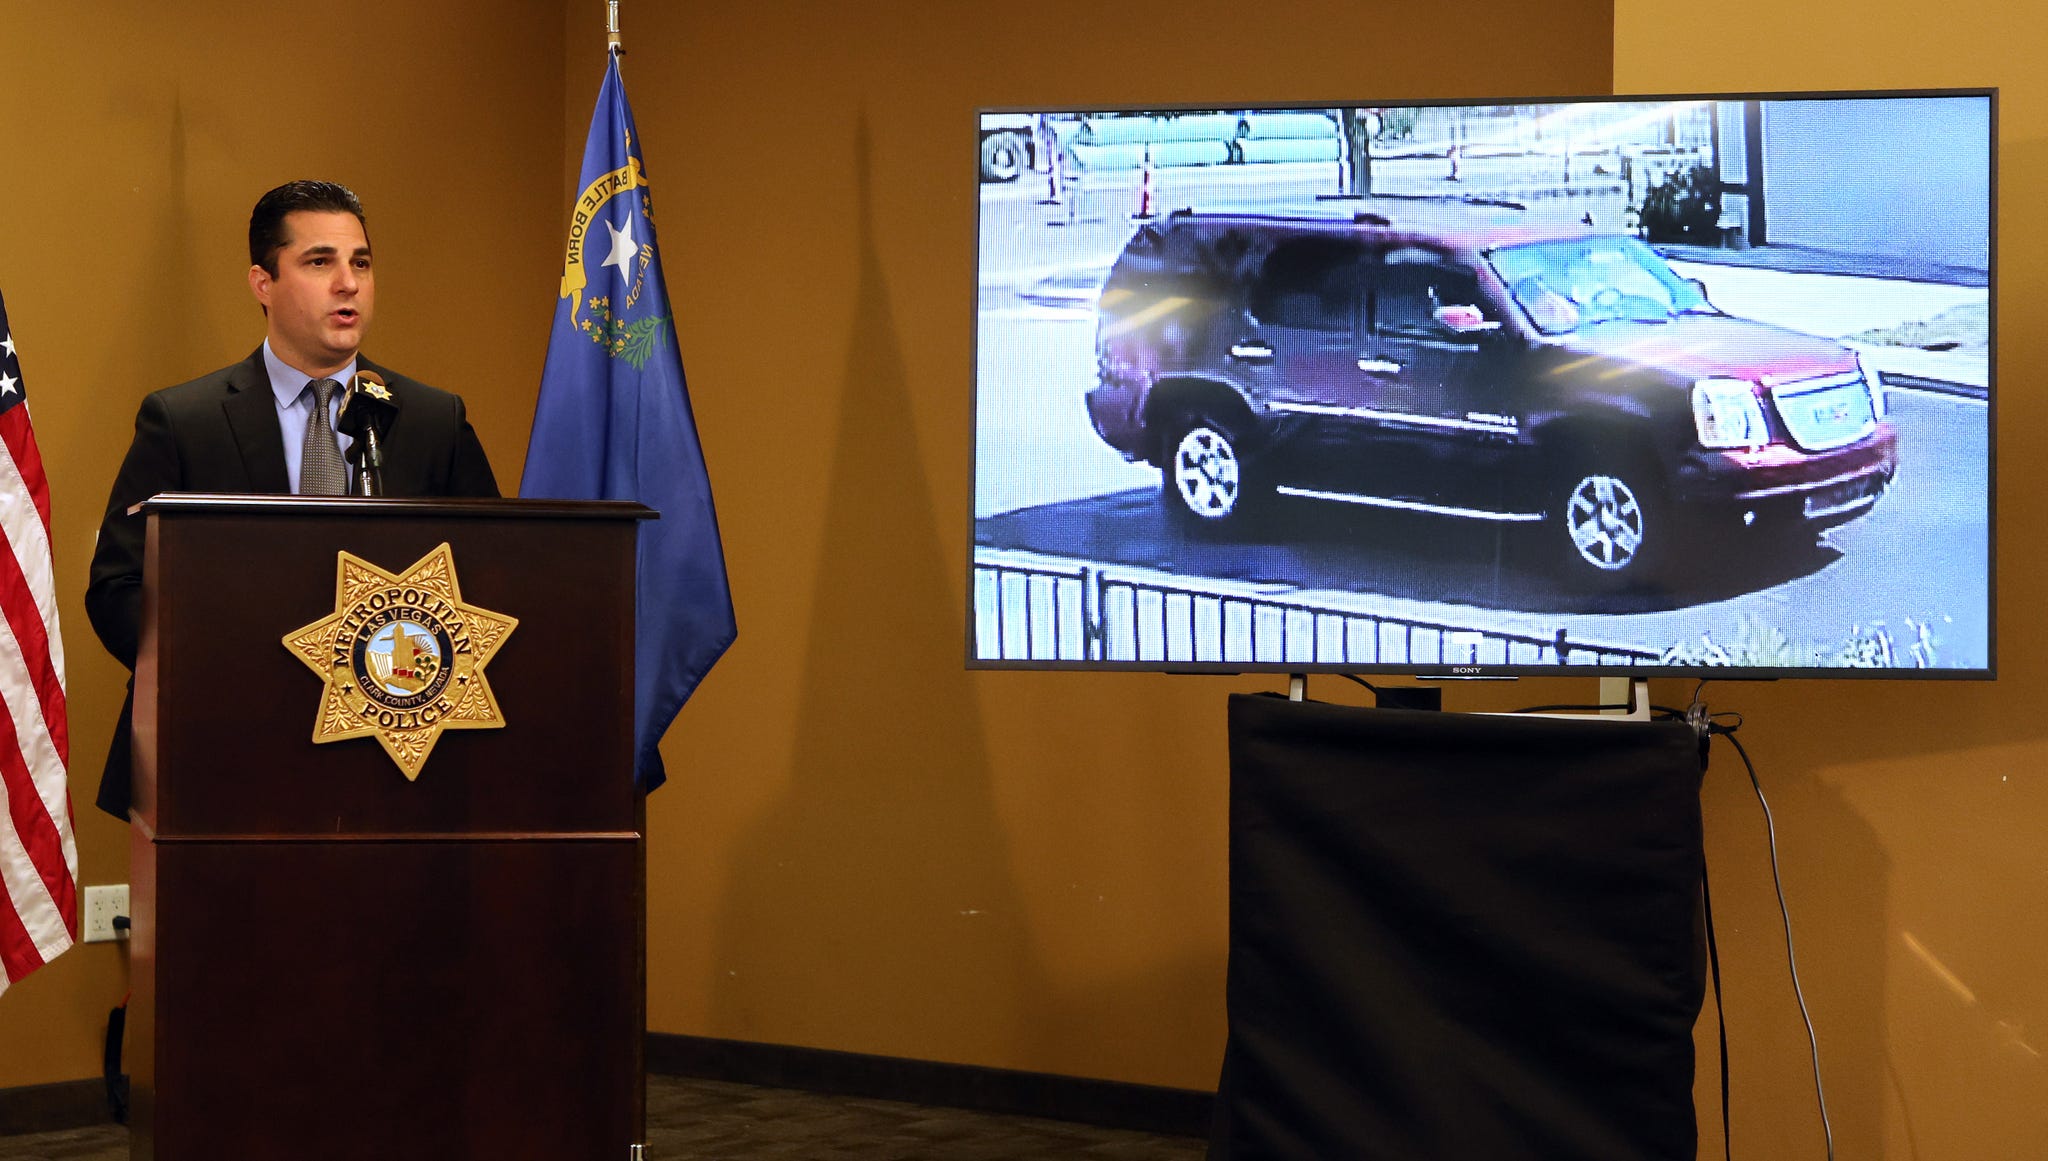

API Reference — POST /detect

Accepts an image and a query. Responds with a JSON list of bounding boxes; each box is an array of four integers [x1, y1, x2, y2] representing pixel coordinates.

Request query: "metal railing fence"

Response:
[[973, 559, 1663, 668]]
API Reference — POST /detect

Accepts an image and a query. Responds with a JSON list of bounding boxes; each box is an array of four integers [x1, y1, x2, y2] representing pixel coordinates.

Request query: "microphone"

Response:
[[337, 370, 400, 496]]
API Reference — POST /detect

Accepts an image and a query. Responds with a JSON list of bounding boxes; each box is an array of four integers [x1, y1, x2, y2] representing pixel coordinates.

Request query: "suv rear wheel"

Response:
[[980, 131, 1027, 182], [1162, 414, 1258, 530]]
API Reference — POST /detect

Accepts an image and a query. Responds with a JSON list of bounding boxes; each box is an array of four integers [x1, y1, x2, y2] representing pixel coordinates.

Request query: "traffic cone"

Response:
[[1135, 145, 1157, 219]]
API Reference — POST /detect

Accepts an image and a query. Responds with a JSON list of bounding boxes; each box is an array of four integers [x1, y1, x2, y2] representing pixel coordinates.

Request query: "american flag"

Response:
[[0, 291, 76, 998]]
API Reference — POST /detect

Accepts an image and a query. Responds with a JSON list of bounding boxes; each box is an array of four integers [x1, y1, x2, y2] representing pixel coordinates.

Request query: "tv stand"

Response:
[[1599, 676, 1653, 721], [1494, 676, 1650, 721]]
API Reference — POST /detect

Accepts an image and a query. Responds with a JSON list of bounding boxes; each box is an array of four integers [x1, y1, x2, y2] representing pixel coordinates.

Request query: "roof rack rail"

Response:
[[1165, 194, 1529, 225]]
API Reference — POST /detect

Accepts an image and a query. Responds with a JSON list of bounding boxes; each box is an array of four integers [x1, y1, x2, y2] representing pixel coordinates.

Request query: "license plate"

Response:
[[1802, 477, 1875, 519]]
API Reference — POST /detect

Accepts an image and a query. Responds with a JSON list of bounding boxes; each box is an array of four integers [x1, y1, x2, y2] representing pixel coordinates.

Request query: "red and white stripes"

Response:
[[0, 320, 77, 998]]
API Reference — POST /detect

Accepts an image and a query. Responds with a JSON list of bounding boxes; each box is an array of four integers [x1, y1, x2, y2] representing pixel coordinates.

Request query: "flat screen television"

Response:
[[969, 89, 1994, 678]]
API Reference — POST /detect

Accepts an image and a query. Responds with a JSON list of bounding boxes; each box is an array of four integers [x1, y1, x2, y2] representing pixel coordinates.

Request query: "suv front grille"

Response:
[[1770, 371, 1878, 452]]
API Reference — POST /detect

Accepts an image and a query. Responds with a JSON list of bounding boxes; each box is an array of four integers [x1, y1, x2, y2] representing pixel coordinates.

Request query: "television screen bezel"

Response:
[[967, 86, 1998, 681]]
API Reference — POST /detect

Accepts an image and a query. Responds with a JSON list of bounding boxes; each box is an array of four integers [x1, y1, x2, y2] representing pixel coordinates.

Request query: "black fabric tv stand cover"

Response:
[[1213, 692, 1707, 1161]]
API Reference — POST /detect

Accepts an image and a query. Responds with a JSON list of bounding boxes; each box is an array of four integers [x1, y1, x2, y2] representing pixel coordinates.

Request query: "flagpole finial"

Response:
[[606, 0, 624, 54]]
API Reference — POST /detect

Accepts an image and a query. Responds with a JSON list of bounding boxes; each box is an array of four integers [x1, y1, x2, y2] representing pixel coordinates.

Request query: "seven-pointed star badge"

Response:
[[283, 543, 517, 781]]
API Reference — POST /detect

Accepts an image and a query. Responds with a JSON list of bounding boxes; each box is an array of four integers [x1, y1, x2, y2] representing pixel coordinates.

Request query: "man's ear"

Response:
[[248, 264, 271, 308]]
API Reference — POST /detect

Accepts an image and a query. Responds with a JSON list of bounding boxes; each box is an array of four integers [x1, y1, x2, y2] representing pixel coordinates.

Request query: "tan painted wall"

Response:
[[22, 6, 2036, 1158], [1612, 5, 2048, 1158], [8, 3, 2035, 1156], [0, 0, 565, 1086]]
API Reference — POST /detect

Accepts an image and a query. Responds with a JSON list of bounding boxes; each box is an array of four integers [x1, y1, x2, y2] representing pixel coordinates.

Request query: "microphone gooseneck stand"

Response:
[[346, 427, 385, 498]]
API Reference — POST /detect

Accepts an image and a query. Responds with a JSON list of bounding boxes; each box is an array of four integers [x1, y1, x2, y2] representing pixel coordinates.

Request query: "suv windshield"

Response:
[[1488, 236, 1712, 335]]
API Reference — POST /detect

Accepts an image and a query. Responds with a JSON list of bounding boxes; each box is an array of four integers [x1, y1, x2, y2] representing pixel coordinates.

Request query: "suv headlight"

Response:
[[1855, 348, 1888, 419], [1691, 378, 1769, 449]]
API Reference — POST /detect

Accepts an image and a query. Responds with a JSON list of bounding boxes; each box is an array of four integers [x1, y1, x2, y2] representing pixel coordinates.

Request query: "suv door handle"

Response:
[[1229, 342, 1274, 362], [1357, 358, 1403, 374]]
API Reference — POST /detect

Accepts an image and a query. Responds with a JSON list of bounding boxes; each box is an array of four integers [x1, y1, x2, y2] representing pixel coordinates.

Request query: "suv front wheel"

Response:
[[1162, 415, 1258, 531], [1555, 455, 1668, 587]]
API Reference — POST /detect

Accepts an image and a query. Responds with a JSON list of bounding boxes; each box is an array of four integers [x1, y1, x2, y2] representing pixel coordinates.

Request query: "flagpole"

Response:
[[607, 0, 623, 54]]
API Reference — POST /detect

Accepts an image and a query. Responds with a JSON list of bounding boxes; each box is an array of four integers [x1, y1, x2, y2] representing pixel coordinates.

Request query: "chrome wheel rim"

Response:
[[1173, 426, 1239, 519], [1567, 473, 1645, 570]]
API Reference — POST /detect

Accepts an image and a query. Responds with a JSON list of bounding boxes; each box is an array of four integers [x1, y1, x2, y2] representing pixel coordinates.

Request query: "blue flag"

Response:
[[522, 55, 736, 792]]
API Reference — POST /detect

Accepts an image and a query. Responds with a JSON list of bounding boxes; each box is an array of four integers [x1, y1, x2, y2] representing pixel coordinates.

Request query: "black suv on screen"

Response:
[[1083, 205, 1898, 585]]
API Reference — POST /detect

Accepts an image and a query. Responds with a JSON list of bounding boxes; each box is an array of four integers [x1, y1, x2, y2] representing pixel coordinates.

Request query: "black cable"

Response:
[[1717, 726, 1836, 1161], [1337, 673, 1444, 711], [1702, 863, 1731, 1161], [1507, 701, 1692, 717]]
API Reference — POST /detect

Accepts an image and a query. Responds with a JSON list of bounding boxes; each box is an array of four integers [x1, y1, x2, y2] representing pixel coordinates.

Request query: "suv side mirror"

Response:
[[1433, 304, 1503, 335]]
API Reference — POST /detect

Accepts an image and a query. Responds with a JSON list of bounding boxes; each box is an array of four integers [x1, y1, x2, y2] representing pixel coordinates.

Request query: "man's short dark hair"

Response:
[[249, 181, 369, 276]]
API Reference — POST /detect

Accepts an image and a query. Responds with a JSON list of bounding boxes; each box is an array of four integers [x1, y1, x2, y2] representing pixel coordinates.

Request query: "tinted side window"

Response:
[[1375, 250, 1484, 338], [1248, 238, 1363, 331]]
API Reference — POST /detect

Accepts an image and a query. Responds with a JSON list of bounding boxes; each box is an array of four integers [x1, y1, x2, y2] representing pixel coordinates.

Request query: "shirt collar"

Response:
[[262, 340, 358, 408]]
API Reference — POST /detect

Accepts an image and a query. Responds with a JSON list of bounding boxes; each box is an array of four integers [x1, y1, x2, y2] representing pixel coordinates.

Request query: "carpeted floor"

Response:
[[0, 1074, 1209, 1160]]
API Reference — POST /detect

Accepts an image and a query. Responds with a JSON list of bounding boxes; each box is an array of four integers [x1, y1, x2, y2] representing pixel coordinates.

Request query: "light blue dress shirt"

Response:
[[263, 340, 359, 494]]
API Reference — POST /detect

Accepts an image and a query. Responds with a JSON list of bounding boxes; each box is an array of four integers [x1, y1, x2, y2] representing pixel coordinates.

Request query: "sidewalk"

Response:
[[1664, 256, 1989, 394], [1657, 241, 1986, 288]]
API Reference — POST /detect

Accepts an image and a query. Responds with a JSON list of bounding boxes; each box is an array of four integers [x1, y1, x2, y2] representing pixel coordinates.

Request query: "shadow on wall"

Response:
[[708, 112, 1047, 1060], [74, 94, 202, 822], [1704, 764, 1888, 1159], [1687, 134, 2048, 1160], [154, 96, 201, 375], [1026, 949, 1227, 1087]]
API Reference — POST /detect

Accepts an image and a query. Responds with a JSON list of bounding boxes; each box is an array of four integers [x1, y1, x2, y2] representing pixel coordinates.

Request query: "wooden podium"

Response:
[[126, 496, 651, 1159]]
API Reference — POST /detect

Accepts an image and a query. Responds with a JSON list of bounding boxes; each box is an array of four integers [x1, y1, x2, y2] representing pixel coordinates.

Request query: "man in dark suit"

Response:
[[85, 180, 499, 819]]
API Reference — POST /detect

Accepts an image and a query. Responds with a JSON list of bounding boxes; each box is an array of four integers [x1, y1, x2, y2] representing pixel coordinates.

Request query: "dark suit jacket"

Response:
[[84, 348, 501, 818]]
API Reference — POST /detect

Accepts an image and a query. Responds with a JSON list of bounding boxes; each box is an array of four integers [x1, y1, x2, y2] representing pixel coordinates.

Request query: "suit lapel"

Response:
[[220, 348, 291, 494]]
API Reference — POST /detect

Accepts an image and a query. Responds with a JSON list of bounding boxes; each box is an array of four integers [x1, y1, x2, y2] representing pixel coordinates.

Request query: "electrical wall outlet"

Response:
[[82, 884, 129, 943]]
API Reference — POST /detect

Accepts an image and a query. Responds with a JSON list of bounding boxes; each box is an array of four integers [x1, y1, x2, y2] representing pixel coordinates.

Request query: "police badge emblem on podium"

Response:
[[283, 542, 518, 781]]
